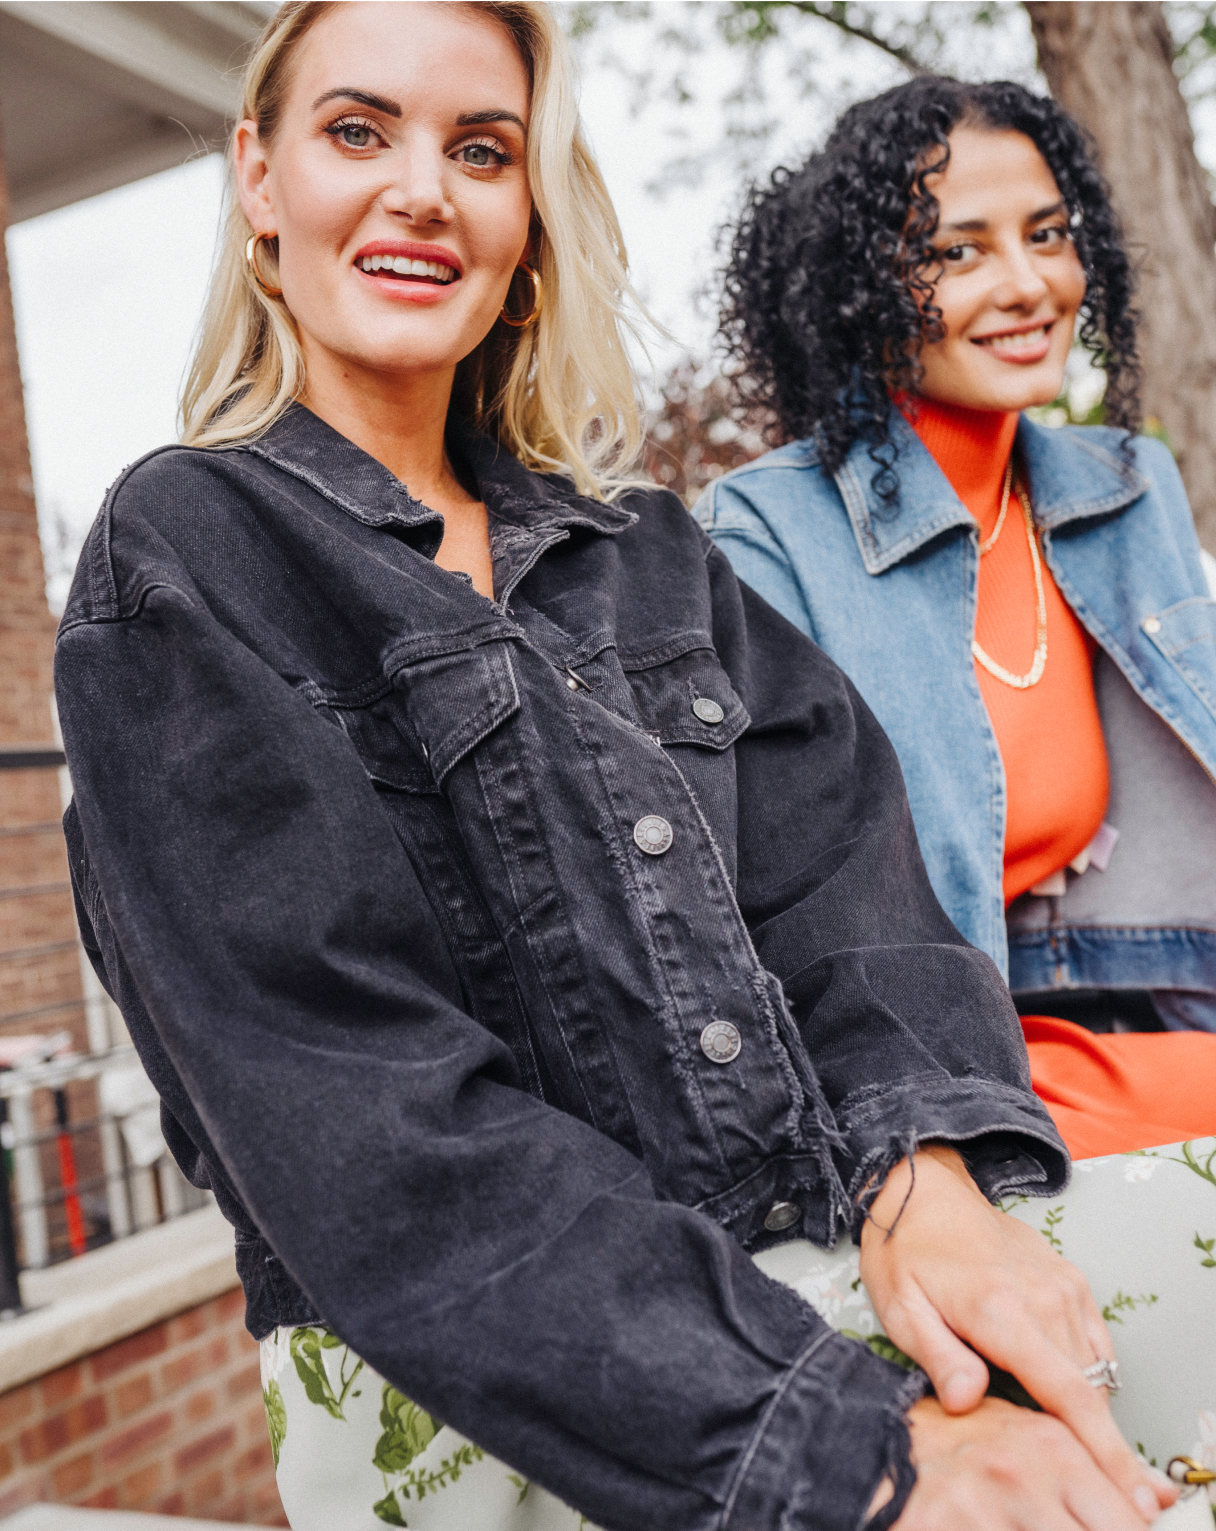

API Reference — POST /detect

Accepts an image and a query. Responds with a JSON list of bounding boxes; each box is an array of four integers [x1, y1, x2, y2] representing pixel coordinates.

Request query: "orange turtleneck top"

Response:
[[905, 398, 1109, 903], [897, 399, 1216, 1164]]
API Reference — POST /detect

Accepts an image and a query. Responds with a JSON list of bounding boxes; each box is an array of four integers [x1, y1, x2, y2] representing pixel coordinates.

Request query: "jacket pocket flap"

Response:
[[624, 646, 749, 750], [393, 642, 521, 782], [1144, 596, 1216, 718]]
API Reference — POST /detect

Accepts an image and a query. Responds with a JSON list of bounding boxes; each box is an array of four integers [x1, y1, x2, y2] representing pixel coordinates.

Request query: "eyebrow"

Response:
[[940, 201, 1067, 235], [456, 109, 526, 131], [312, 88, 402, 117], [310, 92, 525, 134]]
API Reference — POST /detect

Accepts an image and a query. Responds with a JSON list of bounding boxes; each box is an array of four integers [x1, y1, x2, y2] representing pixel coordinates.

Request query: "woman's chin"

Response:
[[925, 368, 1068, 416]]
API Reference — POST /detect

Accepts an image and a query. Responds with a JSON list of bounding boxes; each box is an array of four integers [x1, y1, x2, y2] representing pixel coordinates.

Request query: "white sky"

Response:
[[7, 1, 1211, 610]]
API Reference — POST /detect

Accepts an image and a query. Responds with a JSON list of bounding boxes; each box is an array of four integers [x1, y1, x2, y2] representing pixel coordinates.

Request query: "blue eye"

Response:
[[457, 139, 510, 169], [325, 116, 379, 150]]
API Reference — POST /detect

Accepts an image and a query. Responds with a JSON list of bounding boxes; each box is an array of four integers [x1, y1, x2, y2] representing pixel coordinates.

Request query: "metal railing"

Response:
[[0, 1041, 212, 1312], [0, 1040, 211, 1312], [0, 744, 212, 1314]]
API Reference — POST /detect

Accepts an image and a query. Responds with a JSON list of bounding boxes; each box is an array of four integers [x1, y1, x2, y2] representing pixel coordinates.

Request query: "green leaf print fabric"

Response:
[[261, 1140, 1216, 1531]]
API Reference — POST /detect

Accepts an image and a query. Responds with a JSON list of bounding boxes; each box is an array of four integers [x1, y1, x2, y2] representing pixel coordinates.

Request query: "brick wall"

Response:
[[0, 1288, 286, 1523], [1, 116, 103, 1263], [0, 119, 87, 1058]]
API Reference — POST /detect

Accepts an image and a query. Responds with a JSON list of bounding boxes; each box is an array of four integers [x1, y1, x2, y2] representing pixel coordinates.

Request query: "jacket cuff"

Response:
[[834, 1075, 1069, 1238], [724, 1328, 927, 1531]]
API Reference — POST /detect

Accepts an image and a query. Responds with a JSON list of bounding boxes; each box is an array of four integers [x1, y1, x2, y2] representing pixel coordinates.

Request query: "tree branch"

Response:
[[728, 2, 931, 75]]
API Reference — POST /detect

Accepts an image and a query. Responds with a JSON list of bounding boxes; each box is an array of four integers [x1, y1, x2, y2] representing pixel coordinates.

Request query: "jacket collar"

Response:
[[237, 401, 637, 541], [835, 407, 1150, 575]]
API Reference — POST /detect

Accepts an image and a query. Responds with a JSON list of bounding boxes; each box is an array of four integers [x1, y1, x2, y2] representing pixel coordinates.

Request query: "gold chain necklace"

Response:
[[971, 482, 1048, 689], [978, 459, 1013, 555]]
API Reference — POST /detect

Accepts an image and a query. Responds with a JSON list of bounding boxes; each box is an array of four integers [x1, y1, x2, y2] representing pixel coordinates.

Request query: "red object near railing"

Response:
[[53, 1088, 87, 1257]]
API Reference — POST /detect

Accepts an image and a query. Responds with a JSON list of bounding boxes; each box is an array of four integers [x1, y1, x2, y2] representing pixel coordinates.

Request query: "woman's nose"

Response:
[[382, 146, 454, 227], [991, 246, 1050, 310]]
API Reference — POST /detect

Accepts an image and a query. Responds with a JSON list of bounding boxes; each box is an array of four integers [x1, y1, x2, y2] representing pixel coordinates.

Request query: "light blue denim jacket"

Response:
[[694, 410, 1216, 1018]]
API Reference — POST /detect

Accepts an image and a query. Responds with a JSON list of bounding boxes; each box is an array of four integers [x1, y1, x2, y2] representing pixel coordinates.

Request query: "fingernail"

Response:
[[1133, 1484, 1159, 1520]]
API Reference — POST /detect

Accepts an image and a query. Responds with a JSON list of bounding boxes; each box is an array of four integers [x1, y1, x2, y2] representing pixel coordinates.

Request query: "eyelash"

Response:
[[323, 114, 383, 150], [321, 118, 514, 168], [454, 136, 514, 168], [940, 225, 1069, 261]]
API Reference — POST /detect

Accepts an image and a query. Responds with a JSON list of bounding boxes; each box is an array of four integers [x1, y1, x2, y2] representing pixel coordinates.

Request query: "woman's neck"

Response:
[[298, 342, 463, 506], [298, 340, 495, 598], [901, 396, 1020, 538]]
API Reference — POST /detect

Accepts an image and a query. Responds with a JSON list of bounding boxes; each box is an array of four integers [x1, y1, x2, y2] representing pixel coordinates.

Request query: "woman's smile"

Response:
[[353, 240, 462, 302], [970, 319, 1054, 365]]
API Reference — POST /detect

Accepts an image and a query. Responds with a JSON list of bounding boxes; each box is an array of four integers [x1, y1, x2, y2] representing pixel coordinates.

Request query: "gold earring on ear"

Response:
[[500, 264, 543, 329], [245, 232, 283, 299]]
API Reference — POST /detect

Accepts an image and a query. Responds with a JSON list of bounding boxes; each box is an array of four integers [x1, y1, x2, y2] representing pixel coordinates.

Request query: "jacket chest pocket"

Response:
[[1143, 596, 1216, 721], [622, 643, 750, 750], [335, 643, 521, 790]]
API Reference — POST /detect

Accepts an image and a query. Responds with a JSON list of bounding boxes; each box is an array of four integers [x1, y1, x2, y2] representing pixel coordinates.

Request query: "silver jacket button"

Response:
[[763, 1201, 801, 1233], [699, 1020, 742, 1064], [692, 697, 725, 725], [633, 816, 673, 855]]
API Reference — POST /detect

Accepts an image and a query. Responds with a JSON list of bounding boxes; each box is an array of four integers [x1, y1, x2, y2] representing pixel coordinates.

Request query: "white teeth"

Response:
[[980, 325, 1048, 349], [359, 255, 458, 282]]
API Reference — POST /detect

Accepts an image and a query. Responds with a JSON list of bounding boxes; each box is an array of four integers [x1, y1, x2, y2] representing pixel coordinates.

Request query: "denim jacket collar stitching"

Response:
[[235, 401, 638, 542], [1015, 415, 1150, 527], [238, 403, 436, 530], [835, 408, 1150, 574], [835, 411, 974, 576]]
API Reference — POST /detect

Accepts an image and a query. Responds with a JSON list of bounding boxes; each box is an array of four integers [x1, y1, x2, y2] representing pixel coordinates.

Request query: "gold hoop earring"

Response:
[[245, 232, 283, 298], [500, 264, 542, 329]]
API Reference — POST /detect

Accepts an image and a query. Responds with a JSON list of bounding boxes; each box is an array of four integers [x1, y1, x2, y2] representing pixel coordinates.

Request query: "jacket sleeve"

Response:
[[56, 575, 922, 1531], [703, 543, 1068, 1219]]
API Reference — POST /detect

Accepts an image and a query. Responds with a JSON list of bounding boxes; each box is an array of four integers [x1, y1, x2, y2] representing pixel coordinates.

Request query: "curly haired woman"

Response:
[[56, 20, 1184, 1531], [697, 72, 1216, 1502]]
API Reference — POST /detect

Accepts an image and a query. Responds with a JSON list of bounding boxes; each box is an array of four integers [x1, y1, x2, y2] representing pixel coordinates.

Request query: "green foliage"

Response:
[[289, 1327, 365, 1421], [372, 1490, 408, 1526], [1102, 1290, 1159, 1324], [508, 1473, 531, 1504], [371, 1385, 484, 1526], [1040, 1203, 1065, 1252], [841, 1329, 920, 1371], [262, 1381, 286, 1471], [1170, 1138, 1216, 1189], [557, 1, 1038, 194], [373, 1388, 439, 1474], [720, 2, 946, 74], [1195, 1231, 1216, 1267]]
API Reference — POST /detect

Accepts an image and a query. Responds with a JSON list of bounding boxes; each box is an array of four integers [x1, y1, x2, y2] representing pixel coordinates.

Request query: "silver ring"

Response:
[[1082, 1358, 1121, 1392]]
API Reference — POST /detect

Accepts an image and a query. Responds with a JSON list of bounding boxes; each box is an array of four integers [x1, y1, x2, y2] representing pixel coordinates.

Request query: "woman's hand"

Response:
[[892, 1397, 1174, 1531], [859, 1146, 1174, 1519]]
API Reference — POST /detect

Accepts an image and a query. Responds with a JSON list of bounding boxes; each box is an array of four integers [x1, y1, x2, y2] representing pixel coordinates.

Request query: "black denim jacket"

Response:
[[55, 405, 1065, 1531]]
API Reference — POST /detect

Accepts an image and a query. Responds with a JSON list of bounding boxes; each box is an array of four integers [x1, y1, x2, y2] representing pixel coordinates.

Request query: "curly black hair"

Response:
[[719, 76, 1141, 500]]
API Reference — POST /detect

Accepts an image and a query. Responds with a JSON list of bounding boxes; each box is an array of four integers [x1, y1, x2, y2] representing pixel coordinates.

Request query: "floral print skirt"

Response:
[[261, 1139, 1216, 1530]]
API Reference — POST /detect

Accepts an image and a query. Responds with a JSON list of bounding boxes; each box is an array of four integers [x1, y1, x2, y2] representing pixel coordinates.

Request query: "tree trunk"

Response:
[[1025, 1, 1216, 552]]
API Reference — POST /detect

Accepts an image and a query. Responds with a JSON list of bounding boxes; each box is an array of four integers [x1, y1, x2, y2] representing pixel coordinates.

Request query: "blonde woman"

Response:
[[55, 7, 1176, 1531]]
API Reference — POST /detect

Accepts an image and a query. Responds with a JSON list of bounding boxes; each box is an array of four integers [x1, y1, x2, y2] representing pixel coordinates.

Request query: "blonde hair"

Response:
[[181, 1, 647, 495]]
